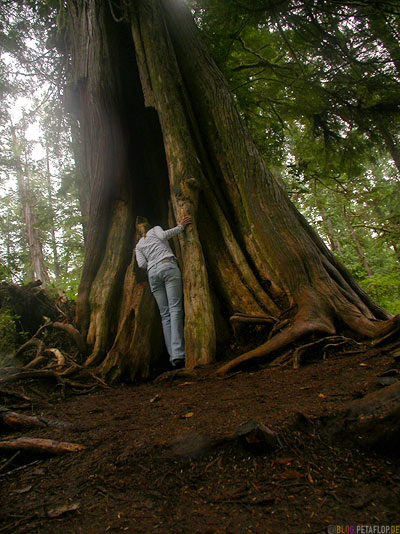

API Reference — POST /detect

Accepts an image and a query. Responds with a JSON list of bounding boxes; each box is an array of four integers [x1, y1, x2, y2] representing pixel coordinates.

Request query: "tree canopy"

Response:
[[190, 0, 400, 311]]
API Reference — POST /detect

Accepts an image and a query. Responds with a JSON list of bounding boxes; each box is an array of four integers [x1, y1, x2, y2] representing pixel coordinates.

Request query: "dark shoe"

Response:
[[172, 359, 185, 369]]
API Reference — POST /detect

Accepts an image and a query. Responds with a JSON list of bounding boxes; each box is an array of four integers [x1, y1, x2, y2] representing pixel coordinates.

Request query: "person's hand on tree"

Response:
[[179, 216, 192, 227]]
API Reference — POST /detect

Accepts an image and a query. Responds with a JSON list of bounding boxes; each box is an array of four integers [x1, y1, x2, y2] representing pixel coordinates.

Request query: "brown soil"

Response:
[[1, 353, 399, 534]]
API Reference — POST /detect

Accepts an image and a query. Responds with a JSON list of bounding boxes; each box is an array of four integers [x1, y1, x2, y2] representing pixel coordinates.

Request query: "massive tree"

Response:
[[65, 0, 399, 383]]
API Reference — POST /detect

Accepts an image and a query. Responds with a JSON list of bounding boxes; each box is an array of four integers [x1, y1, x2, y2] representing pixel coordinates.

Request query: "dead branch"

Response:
[[0, 451, 20, 473], [23, 355, 48, 370], [0, 437, 85, 454], [55, 294, 68, 321], [322, 338, 365, 361], [0, 388, 34, 403], [44, 348, 65, 368], [15, 322, 86, 370], [0, 370, 63, 386], [59, 364, 81, 376], [15, 337, 45, 360], [0, 369, 90, 390], [0, 459, 41, 479], [292, 336, 362, 369]]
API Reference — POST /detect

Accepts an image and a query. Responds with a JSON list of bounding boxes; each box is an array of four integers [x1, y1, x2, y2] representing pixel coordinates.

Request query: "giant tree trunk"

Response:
[[65, 0, 399, 383]]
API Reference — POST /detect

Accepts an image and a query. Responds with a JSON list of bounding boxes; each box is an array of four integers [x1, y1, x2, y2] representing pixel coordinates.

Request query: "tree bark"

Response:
[[65, 0, 399, 382]]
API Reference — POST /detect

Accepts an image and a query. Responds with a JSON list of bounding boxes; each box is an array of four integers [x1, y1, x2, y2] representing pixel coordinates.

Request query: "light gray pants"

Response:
[[148, 258, 185, 364]]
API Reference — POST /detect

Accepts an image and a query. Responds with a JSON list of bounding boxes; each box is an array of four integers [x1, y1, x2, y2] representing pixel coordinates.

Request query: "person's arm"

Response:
[[162, 224, 184, 240], [159, 216, 192, 240], [135, 245, 148, 269]]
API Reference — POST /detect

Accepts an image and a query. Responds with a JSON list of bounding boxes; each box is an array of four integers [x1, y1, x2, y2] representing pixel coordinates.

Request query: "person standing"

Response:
[[135, 216, 192, 368]]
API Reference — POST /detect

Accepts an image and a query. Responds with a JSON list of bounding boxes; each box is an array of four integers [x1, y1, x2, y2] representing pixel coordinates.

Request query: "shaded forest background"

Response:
[[0, 0, 399, 356]]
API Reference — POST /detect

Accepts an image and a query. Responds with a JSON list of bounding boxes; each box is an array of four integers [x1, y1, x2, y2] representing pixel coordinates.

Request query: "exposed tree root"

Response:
[[0, 318, 100, 394], [292, 336, 365, 369], [217, 295, 400, 376], [52, 322, 87, 354], [229, 313, 276, 326], [15, 336, 45, 361], [0, 368, 109, 396], [229, 313, 276, 344], [371, 323, 400, 347], [15, 321, 86, 363], [267, 319, 291, 341], [216, 317, 335, 376]]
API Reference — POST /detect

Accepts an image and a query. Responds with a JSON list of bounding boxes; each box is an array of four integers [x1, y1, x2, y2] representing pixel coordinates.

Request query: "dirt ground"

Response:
[[1, 351, 400, 534]]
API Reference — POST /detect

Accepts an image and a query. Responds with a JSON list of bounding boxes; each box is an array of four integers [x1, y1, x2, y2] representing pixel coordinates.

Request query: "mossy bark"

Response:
[[66, 0, 398, 382]]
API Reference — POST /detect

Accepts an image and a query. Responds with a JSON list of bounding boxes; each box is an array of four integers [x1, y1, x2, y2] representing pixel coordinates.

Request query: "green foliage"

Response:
[[0, 309, 18, 358], [361, 275, 400, 315], [189, 0, 400, 315]]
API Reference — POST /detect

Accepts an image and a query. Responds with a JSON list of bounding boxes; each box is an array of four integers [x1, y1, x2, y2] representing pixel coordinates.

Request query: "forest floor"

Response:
[[1, 351, 400, 534]]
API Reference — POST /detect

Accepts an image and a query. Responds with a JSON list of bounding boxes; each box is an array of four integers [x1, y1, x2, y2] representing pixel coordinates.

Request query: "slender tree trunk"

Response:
[[68, 116, 89, 240], [343, 210, 373, 277], [45, 137, 61, 281], [11, 129, 51, 286], [65, 0, 398, 382], [316, 202, 343, 258], [325, 215, 343, 257]]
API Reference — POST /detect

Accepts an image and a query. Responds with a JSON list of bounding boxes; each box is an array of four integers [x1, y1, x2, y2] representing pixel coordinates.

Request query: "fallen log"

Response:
[[0, 406, 69, 430], [0, 437, 85, 454], [0, 407, 47, 429]]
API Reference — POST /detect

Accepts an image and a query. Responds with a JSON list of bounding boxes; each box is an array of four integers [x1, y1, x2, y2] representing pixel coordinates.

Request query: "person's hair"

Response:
[[136, 216, 151, 238]]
